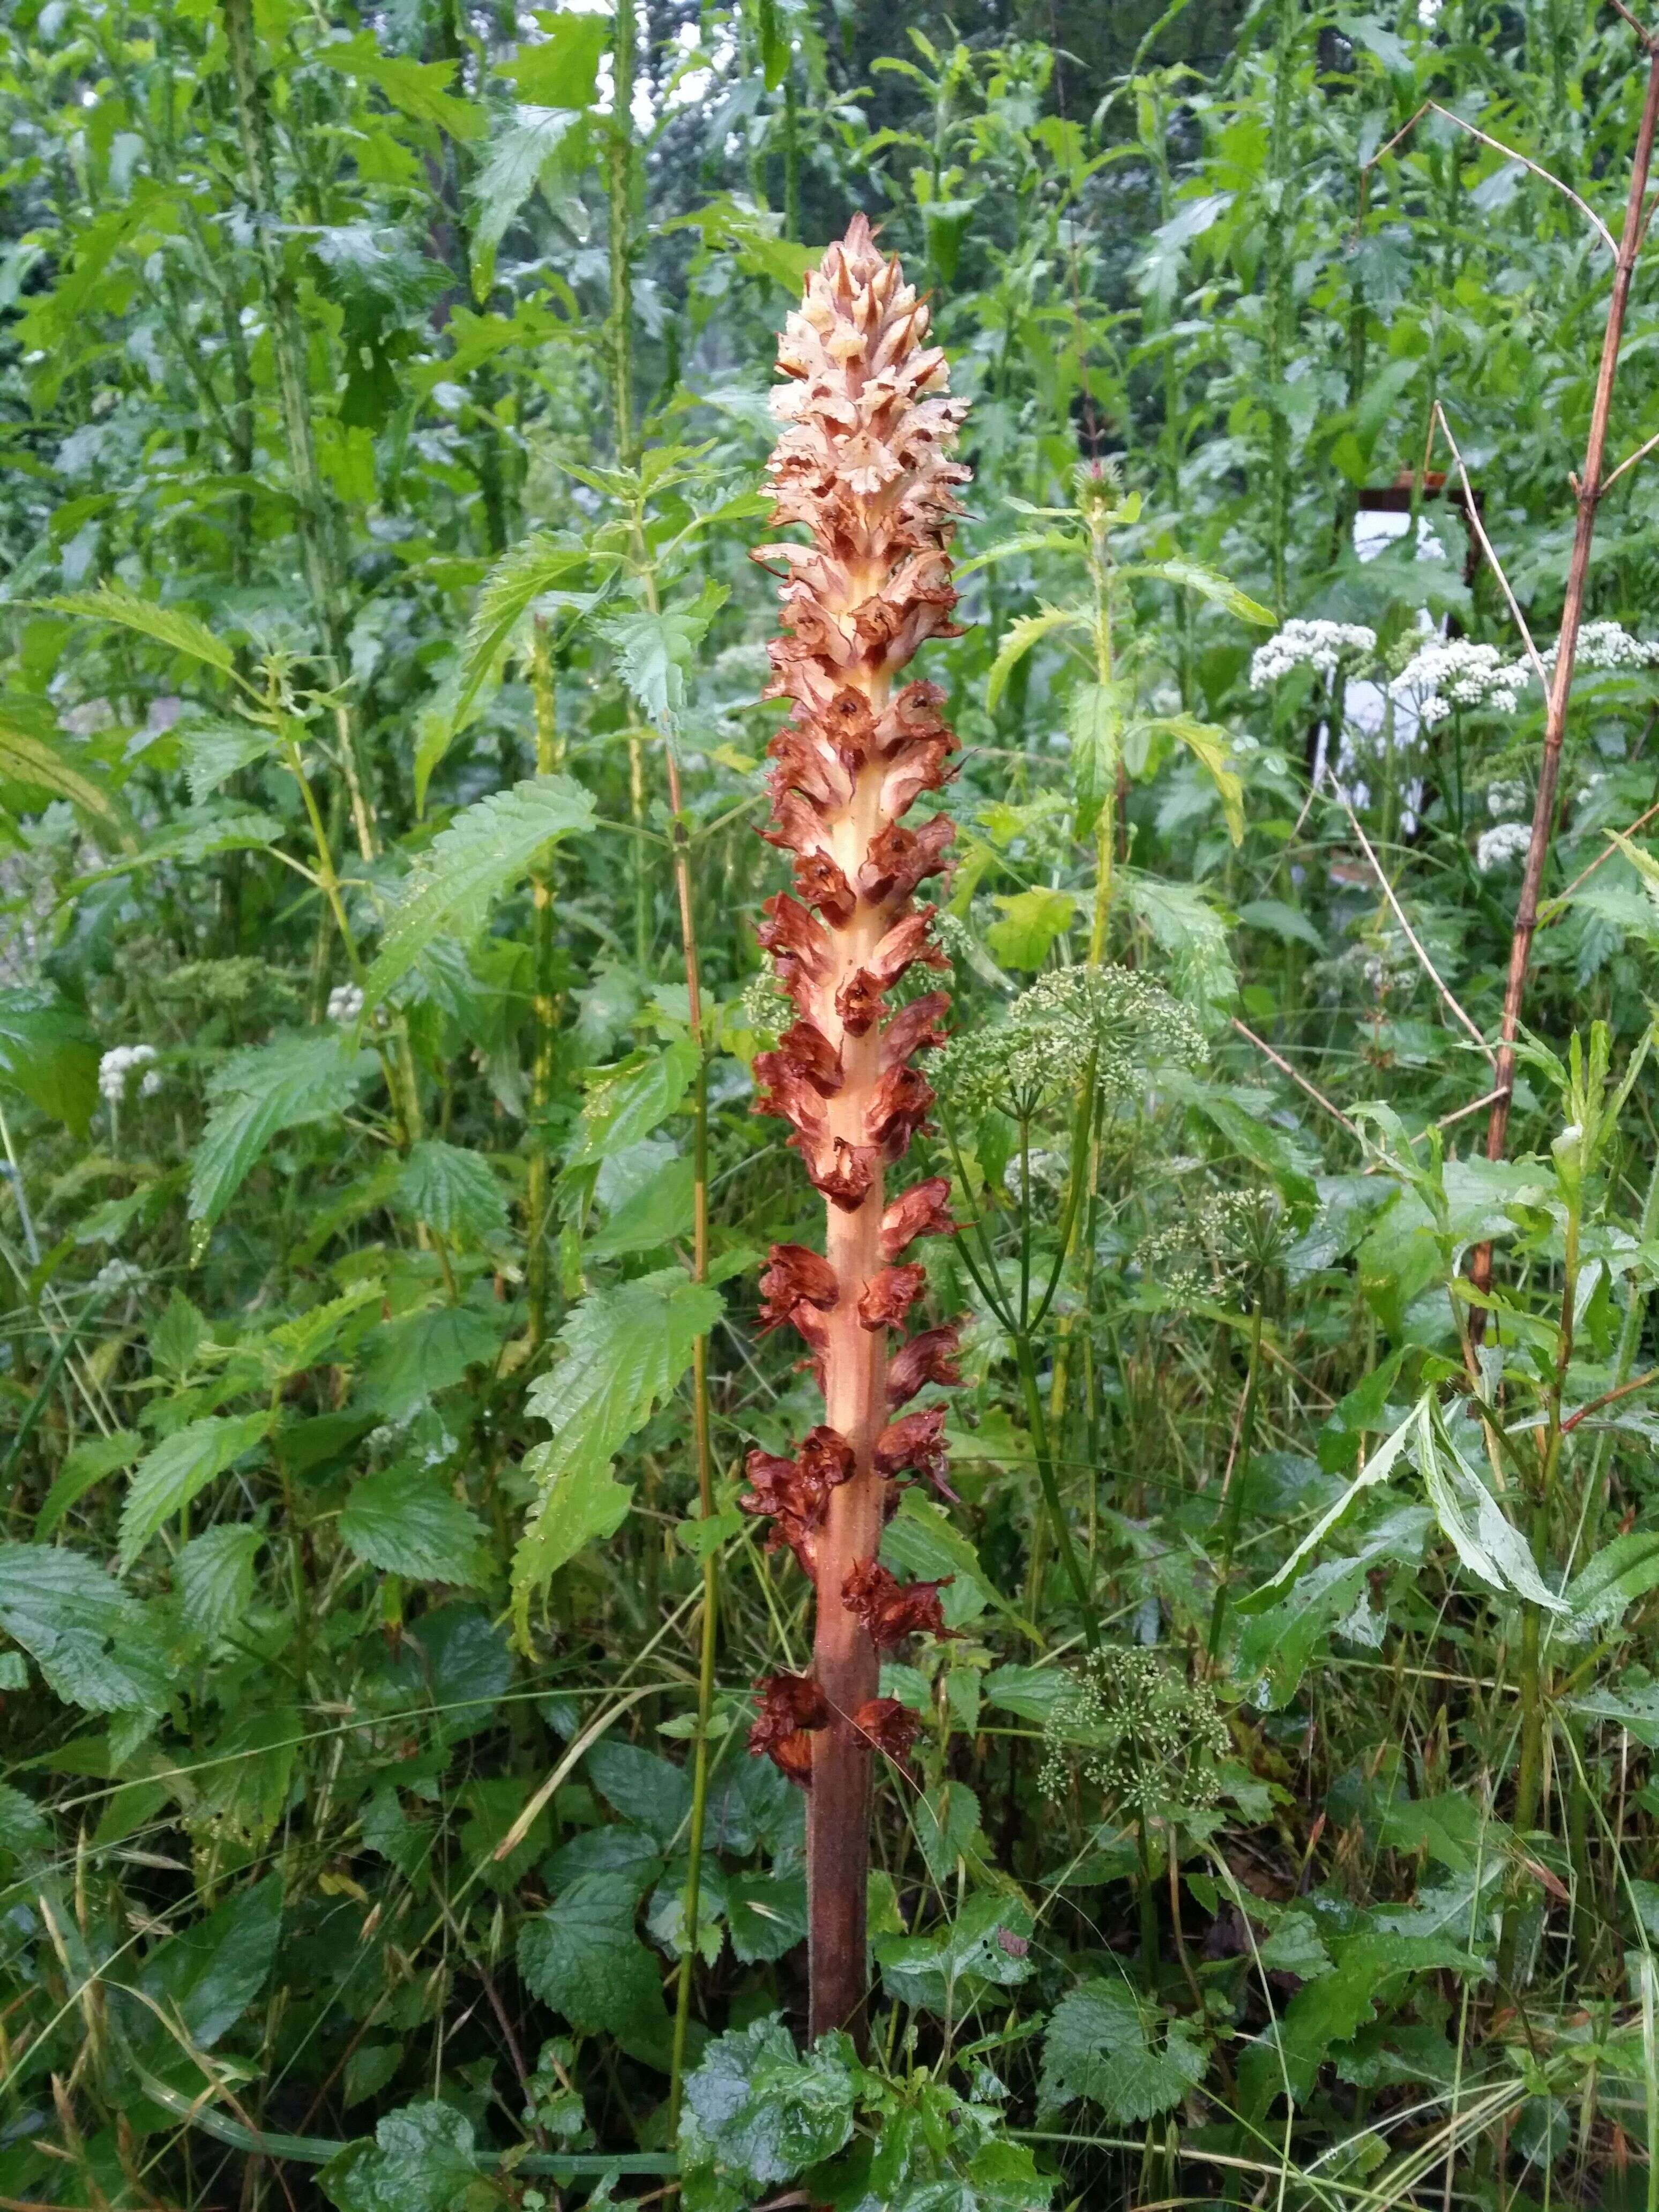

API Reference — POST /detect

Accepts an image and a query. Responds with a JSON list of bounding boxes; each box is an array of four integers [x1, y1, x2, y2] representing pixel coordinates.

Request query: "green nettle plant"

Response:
[[741, 214, 969, 2043]]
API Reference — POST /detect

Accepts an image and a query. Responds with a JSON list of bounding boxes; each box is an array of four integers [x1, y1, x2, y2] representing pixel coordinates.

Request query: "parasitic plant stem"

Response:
[[742, 218, 971, 2045]]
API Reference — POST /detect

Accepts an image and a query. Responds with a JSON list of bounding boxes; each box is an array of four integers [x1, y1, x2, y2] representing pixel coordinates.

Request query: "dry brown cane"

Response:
[[739, 215, 970, 2045]]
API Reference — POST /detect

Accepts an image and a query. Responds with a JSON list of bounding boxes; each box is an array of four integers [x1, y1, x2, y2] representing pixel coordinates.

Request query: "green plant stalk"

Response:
[[1496, 1164, 1582, 1993], [1012, 1332, 1099, 1653], [526, 616, 562, 1357], [1261, 0, 1298, 619], [1206, 1297, 1265, 1662], [606, 3, 652, 976]]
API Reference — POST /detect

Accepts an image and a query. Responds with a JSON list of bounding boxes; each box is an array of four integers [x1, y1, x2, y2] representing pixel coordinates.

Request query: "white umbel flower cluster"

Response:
[[1389, 639, 1530, 726], [99, 1043, 160, 1102], [1543, 621, 1659, 674], [327, 983, 365, 1025], [1477, 821, 1533, 873], [1250, 619, 1377, 691]]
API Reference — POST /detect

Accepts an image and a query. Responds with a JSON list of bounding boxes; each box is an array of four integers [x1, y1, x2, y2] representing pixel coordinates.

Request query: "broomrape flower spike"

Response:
[[742, 214, 969, 2047]]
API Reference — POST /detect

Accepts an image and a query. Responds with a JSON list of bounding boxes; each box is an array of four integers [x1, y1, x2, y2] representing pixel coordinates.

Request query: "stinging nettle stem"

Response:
[[741, 218, 972, 2046]]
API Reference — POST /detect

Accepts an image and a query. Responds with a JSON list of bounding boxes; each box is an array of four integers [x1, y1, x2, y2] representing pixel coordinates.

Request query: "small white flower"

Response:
[[91, 1258, 143, 1298], [327, 983, 365, 1025], [1486, 780, 1528, 818], [1418, 0, 1442, 25], [1477, 821, 1533, 872], [1543, 621, 1659, 674], [98, 1043, 158, 1102], [1390, 640, 1531, 725], [1251, 619, 1377, 691]]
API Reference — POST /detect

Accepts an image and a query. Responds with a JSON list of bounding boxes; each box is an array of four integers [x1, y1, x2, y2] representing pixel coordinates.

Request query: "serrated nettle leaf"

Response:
[[876, 1892, 1035, 2012], [0, 1542, 172, 1714], [190, 1034, 371, 1237], [570, 1040, 700, 1164], [497, 12, 608, 107], [119, 1410, 271, 1572], [1124, 557, 1274, 626], [77, 802, 285, 884], [364, 775, 596, 1003], [1156, 713, 1245, 845], [259, 1281, 385, 1381], [44, 582, 237, 674], [597, 584, 727, 728], [339, 1466, 489, 1585], [984, 887, 1075, 970], [513, 1269, 723, 1636], [470, 106, 586, 289], [1068, 678, 1127, 836], [394, 1138, 509, 1243], [517, 1872, 674, 2068], [176, 718, 278, 803], [586, 1154, 697, 1258], [983, 602, 1088, 709], [1119, 872, 1237, 1019], [678, 2015, 859, 2206], [34, 1429, 143, 1542], [355, 1303, 506, 1419], [320, 2099, 485, 2212], [1039, 1976, 1207, 2123], [175, 1525, 265, 1641], [312, 36, 485, 141]]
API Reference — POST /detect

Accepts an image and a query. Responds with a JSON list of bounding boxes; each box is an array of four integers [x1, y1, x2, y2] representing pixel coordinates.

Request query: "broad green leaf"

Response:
[[79, 803, 284, 883], [876, 1892, 1035, 2013], [0, 709, 134, 841], [1565, 1529, 1659, 1631], [45, 582, 235, 674], [678, 2016, 858, 2209], [753, 0, 791, 88], [34, 1430, 142, 1541], [339, 1467, 489, 1584], [984, 887, 1075, 970], [313, 37, 485, 141], [320, 2101, 485, 2212], [498, 13, 608, 106], [914, 1778, 986, 1888], [982, 1662, 1070, 1721], [355, 1304, 505, 1418], [597, 586, 727, 729], [1418, 1401, 1565, 1612], [1239, 897, 1325, 952], [1125, 557, 1274, 626], [1068, 679, 1126, 836], [1039, 1977, 1207, 2123], [259, 1283, 384, 1382], [985, 604, 1087, 711], [513, 1268, 723, 1636], [175, 1526, 265, 1641], [586, 1739, 694, 1848], [469, 106, 586, 297], [570, 1041, 700, 1164], [517, 1872, 674, 2067], [190, 1033, 369, 1240], [394, 1139, 509, 1243], [364, 775, 596, 1003], [1245, 1398, 1424, 1604], [586, 1155, 697, 1258], [176, 720, 277, 802], [882, 1490, 1030, 1634], [139, 1875, 280, 2049], [725, 1871, 809, 1964], [1160, 713, 1244, 843], [119, 1411, 271, 1571], [0, 987, 101, 1133], [0, 1541, 172, 1713], [1119, 872, 1237, 1019]]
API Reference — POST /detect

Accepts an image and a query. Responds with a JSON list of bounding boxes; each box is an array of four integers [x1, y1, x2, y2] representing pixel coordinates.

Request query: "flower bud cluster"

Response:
[[1038, 1646, 1230, 1815], [99, 1043, 161, 1102], [327, 983, 366, 1025]]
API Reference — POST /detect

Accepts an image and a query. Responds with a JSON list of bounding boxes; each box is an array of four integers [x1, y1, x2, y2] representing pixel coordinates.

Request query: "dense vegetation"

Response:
[[8, 0, 1659, 2205]]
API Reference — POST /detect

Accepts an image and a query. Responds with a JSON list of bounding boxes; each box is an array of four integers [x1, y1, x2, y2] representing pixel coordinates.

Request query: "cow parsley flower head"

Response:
[[1388, 640, 1530, 726], [1486, 779, 1528, 819], [1250, 620, 1377, 691], [936, 965, 1205, 1119], [1039, 1647, 1231, 1814], [98, 1043, 158, 1102], [1477, 821, 1533, 873], [1540, 621, 1659, 675], [326, 983, 365, 1025]]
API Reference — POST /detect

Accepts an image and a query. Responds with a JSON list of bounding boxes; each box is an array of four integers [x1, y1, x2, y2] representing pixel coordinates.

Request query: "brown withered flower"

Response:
[[742, 213, 971, 2046]]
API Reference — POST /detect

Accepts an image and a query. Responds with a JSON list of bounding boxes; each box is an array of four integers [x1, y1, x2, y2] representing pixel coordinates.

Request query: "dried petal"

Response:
[[880, 992, 950, 1070], [803, 1135, 878, 1212], [858, 814, 955, 906], [797, 1424, 857, 1489], [842, 1559, 951, 1647], [864, 1062, 934, 1161], [873, 1405, 958, 1501], [857, 1263, 928, 1331], [749, 1671, 830, 1784], [758, 1243, 840, 1333], [851, 1697, 923, 1762], [879, 1176, 957, 1259], [887, 1322, 963, 1407]]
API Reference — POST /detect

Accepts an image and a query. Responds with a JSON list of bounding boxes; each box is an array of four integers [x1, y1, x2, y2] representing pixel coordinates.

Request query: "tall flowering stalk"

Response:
[[741, 216, 970, 2043]]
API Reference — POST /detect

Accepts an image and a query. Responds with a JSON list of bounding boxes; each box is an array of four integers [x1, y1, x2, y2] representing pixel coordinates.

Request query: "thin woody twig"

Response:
[[1229, 1016, 1361, 1137], [1341, 800, 1497, 1062], [1561, 1366, 1659, 1432], [1437, 1085, 1509, 1131], [1424, 102, 1618, 255], [1606, 0, 1658, 50], [1602, 423, 1659, 489], [1541, 797, 1659, 918], [1427, 403, 1551, 692]]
